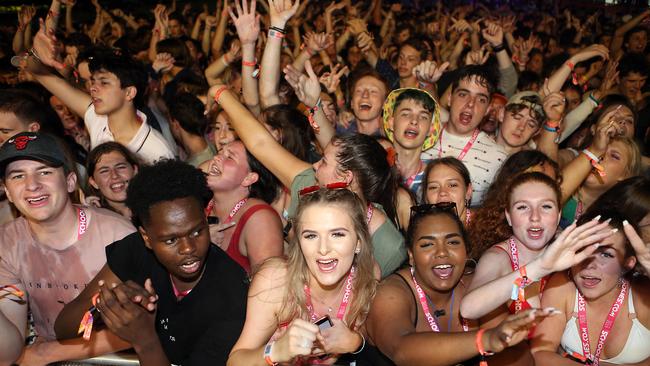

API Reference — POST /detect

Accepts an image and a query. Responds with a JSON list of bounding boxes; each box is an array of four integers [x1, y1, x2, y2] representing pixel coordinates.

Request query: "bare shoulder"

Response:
[[631, 276, 650, 322], [470, 243, 512, 289], [248, 258, 289, 303]]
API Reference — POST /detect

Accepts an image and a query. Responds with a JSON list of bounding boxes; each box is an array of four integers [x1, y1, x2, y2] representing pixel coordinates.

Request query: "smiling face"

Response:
[[141, 197, 210, 291], [505, 181, 560, 251], [499, 106, 541, 148], [89, 70, 132, 115], [211, 111, 237, 151], [89, 151, 137, 205], [206, 140, 252, 192], [351, 76, 387, 123], [449, 77, 490, 136], [571, 230, 635, 301], [626, 29, 648, 53], [4, 160, 76, 224], [425, 164, 472, 218], [389, 99, 432, 150], [299, 203, 359, 289], [619, 72, 647, 101], [409, 213, 467, 292]]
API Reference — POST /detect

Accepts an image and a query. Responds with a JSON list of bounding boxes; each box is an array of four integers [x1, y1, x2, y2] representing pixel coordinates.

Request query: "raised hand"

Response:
[[283, 60, 321, 107], [347, 18, 368, 37], [268, 0, 300, 27], [598, 59, 619, 95], [303, 32, 332, 54], [465, 46, 489, 66], [319, 64, 348, 94], [225, 40, 242, 63], [229, 0, 261, 45], [589, 105, 622, 155], [542, 90, 566, 122], [152, 52, 175, 74], [356, 32, 375, 54], [500, 14, 516, 33], [32, 18, 65, 70], [538, 217, 615, 275], [572, 44, 609, 64], [413, 60, 450, 84], [623, 221, 650, 274], [482, 20, 504, 47]]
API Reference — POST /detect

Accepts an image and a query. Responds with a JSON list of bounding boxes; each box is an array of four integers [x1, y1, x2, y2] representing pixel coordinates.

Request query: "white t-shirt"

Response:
[[421, 129, 508, 206], [84, 105, 175, 165]]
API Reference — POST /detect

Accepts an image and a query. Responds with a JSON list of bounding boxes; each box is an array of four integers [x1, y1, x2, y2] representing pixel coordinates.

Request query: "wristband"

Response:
[[213, 86, 229, 105], [543, 125, 559, 133], [270, 26, 286, 34], [545, 120, 561, 128], [28, 48, 43, 64], [268, 29, 285, 39], [308, 97, 322, 134], [582, 148, 606, 177], [242, 59, 257, 67], [351, 332, 366, 354], [492, 43, 505, 52], [263, 340, 278, 366], [78, 293, 100, 341], [222, 53, 230, 66], [475, 328, 494, 366], [511, 265, 529, 302], [565, 61, 575, 71], [588, 93, 601, 107]]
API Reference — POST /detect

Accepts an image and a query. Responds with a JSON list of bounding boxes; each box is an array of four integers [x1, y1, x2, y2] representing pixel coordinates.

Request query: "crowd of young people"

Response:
[[0, 0, 649, 365]]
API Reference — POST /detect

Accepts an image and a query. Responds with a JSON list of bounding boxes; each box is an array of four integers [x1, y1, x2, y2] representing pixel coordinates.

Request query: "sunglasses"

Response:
[[410, 202, 459, 218], [299, 182, 348, 196]]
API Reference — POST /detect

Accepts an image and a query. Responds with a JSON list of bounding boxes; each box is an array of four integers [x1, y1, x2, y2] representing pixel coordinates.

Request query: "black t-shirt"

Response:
[[106, 232, 248, 365]]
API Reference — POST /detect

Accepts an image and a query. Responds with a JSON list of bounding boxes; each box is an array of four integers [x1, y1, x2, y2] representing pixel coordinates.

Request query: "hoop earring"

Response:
[[463, 258, 477, 275]]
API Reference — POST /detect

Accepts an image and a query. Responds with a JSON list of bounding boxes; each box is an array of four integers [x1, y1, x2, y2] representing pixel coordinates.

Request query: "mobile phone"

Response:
[[314, 315, 333, 331]]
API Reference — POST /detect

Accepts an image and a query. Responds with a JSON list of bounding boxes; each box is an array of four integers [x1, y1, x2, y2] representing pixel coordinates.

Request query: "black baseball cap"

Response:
[[0, 132, 66, 177]]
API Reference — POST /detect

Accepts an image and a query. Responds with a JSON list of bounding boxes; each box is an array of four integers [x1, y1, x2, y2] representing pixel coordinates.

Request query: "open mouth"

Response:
[[580, 275, 601, 288], [358, 103, 372, 111], [208, 163, 222, 177], [179, 258, 201, 274], [432, 264, 454, 279], [26, 195, 48, 206], [404, 128, 419, 139], [316, 259, 338, 272], [110, 182, 127, 192], [527, 227, 544, 239], [459, 112, 473, 125]]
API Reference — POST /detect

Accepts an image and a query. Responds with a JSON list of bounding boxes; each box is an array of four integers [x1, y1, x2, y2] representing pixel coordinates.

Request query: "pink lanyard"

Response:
[[225, 198, 248, 224], [437, 127, 480, 160], [577, 280, 629, 366], [410, 267, 469, 332], [170, 274, 192, 299], [77, 208, 87, 240], [304, 266, 355, 322], [366, 204, 374, 224], [465, 209, 471, 227], [404, 161, 424, 188], [507, 238, 547, 313]]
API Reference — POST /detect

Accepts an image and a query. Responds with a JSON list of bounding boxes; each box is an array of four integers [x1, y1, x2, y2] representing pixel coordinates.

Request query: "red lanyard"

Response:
[[410, 267, 469, 332], [507, 237, 547, 313], [577, 280, 629, 366], [404, 161, 424, 188], [437, 127, 480, 160], [576, 199, 584, 221], [77, 208, 87, 240], [304, 266, 355, 322], [465, 209, 471, 227], [170, 274, 192, 299]]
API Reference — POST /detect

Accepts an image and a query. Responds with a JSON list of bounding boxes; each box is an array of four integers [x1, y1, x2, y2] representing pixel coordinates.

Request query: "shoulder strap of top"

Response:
[[394, 272, 419, 328], [492, 245, 515, 271], [628, 286, 637, 317], [572, 288, 579, 317], [230, 204, 277, 246]]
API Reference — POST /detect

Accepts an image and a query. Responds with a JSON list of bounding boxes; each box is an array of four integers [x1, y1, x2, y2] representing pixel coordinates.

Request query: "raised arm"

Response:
[[63, 0, 76, 34], [461, 220, 613, 320], [541, 44, 608, 98], [259, 0, 300, 108], [535, 88, 566, 162], [229, 0, 262, 115], [27, 22, 91, 118], [211, 1, 230, 58], [610, 9, 650, 57], [13, 6, 35, 55], [208, 84, 311, 188]]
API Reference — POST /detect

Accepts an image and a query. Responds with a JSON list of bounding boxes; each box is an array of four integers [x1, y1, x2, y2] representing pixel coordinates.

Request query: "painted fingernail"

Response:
[[593, 215, 601, 221], [611, 228, 619, 233], [604, 218, 612, 223], [623, 220, 629, 226]]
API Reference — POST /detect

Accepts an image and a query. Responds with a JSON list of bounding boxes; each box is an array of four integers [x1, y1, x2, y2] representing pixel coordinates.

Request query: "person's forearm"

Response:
[[536, 124, 559, 163], [227, 347, 267, 366], [311, 108, 335, 150], [389, 331, 488, 366], [470, 31, 480, 51], [497, 56, 517, 98], [461, 258, 549, 320], [191, 18, 202, 40], [545, 59, 573, 95], [291, 50, 311, 73], [12, 28, 24, 55], [211, 13, 228, 58], [290, 26, 301, 58], [205, 55, 230, 85], [65, 4, 75, 34], [20, 330, 131, 365], [133, 335, 170, 366], [533, 350, 583, 366], [46, 0, 62, 33], [24, 23, 33, 50], [259, 27, 284, 108], [202, 24, 212, 57], [0, 311, 23, 365], [559, 98, 596, 143], [241, 43, 261, 116], [559, 153, 598, 206]]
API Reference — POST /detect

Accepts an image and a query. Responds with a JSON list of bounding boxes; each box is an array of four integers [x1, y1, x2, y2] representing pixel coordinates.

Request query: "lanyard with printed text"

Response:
[[576, 280, 629, 366], [304, 266, 355, 322], [410, 267, 469, 332], [437, 127, 480, 160]]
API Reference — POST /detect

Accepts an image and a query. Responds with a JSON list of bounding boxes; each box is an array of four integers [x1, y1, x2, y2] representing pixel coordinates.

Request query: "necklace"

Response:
[[308, 281, 347, 313]]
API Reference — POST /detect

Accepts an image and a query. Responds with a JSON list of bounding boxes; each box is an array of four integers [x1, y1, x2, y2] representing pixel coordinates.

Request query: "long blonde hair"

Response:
[[278, 188, 377, 329]]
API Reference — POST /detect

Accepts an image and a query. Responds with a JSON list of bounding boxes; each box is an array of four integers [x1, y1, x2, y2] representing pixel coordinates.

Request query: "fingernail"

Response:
[[111, 283, 117, 289], [623, 220, 629, 226], [594, 243, 600, 248], [611, 228, 619, 233], [98, 280, 104, 286], [593, 215, 601, 221], [604, 218, 612, 223]]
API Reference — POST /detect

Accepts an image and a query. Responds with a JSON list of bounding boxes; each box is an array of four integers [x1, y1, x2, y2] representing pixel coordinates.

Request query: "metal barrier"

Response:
[[57, 352, 139, 366]]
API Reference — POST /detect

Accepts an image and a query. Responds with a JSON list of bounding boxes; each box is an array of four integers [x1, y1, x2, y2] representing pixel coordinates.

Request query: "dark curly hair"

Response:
[[126, 159, 213, 228]]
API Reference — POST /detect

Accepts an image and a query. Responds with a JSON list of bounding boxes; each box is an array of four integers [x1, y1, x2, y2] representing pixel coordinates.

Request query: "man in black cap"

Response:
[[0, 132, 135, 364]]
